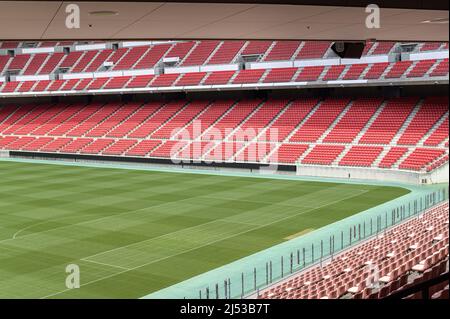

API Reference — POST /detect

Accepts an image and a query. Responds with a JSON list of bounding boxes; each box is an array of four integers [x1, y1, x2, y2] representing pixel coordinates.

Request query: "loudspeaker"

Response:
[[331, 41, 365, 59]]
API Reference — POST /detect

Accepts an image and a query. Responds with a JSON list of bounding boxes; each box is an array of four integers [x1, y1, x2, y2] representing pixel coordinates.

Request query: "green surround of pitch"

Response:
[[0, 158, 443, 299]]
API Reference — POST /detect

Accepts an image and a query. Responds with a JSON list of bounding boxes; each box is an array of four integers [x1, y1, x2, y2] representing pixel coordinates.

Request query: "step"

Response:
[[20, 55, 35, 75], [203, 41, 224, 65], [261, 41, 277, 61], [401, 60, 419, 79], [372, 146, 390, 167], [227, 70, 240, 84], [285, 100, 323, 142], [232, 101, 293, 161], [317, 101, 353, 143], [332, 144, 352, 165], [46, 102, 89, 137], [84, 103, 128, 137], [259, 100, 295, 143], [258, 68, 272, 83], [233, 41, 250, 63], [391, 99, 423, 145], [393, 147, 414, 168], [297, 144, 315, 163], [380, 61, 396, 79], [171, 101, 217, 159], [179, 41, 200, 66], [291, 42, 305, 61], [425, 59, 444, 77], [141, 101, 191, 137], [353, 100, 388, 143], [418, 112, 449, 146], [125, 102, 166, 137], [224, 100, 266, 142], [197, 100, 240, 142]]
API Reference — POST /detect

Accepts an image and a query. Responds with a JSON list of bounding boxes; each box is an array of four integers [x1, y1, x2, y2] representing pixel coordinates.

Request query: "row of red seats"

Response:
[[2, 59, 447, 94], [2, 40, 431, 76], [0, 135, 445, 170], [258, 202, 449, 299], [0, 97, 447, 170]]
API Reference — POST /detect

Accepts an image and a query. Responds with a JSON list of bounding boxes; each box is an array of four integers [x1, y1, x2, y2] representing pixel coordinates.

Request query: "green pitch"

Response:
[[0, 161, 409, 299]]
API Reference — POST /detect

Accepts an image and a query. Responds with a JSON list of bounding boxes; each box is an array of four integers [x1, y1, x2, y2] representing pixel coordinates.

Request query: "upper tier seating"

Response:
[[1, 40, 445, 79], [207, 41, 245, 65], [264, 41, 301, 61]]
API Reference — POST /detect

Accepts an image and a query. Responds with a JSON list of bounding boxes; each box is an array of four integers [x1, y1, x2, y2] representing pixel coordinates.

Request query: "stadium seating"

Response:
[[290, 99, 349, 142], [342, 64, 368, 80], [208, 41, 245, 65], [258, 201, 449, 299], [302, 145, 345, 165], [264, 41, 301, 61], [397, 97, 448, 145], [0, 40, 448, 173], [430, 59, 449, 77], [359, 97, 418, 144], [2, 40, 445, 84], [295, 41, 330, 60], [0, 96, 447, 172], [182, 40, 220, 66]]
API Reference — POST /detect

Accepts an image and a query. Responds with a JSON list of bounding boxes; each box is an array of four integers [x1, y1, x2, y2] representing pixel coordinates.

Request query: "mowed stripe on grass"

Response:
[[0, 161, 409, 298]]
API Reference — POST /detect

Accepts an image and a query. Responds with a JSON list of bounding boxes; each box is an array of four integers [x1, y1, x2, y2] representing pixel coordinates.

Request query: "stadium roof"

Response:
[[0, 0, 448, 41]]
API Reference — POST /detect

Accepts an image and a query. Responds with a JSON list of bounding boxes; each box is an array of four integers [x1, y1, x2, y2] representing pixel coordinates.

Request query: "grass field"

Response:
[[0, 160, 409, 298]]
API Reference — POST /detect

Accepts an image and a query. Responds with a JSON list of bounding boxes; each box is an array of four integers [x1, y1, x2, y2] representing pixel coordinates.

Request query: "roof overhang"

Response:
[[0, 1, 448, 41]]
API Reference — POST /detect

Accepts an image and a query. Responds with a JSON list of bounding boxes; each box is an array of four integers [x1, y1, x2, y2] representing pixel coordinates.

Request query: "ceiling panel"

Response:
[[0, 1, 447, 41]]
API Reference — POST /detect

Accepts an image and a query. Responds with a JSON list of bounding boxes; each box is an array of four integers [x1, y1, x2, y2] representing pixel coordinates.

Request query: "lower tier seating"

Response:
[[0, 96, 448, 172], [258, 202, 449, 299]]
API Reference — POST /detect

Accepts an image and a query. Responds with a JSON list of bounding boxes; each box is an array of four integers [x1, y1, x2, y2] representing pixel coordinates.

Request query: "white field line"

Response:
[[0, 191, 227, 244], [12, 221, 51, 239], [40, 189, 368, 299], [11, 215, 86, 239], [82, 218, 261, 261], [81, 258, 131, 271], [2, 182, 365, 243]]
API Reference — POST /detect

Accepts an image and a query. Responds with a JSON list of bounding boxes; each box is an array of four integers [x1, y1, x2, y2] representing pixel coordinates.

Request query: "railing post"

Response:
[[241, 272, 244, 297], [253, 267, 257, 291], [290, 253, 293, 274], [265, 262, 268, 285]]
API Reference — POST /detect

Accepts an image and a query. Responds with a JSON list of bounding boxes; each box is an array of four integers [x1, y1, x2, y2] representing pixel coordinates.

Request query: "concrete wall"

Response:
[[5, 150, 448, 186], [428, 162, 449, 184], [0, 150, 10, 158], [294, 164, 449, 185]]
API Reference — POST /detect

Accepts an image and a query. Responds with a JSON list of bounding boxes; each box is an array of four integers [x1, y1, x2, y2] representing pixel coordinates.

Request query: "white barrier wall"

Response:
[[165, 64, 239, 74], [11, 74, 51, 82], [408, 50, 449, 61], [74, 43, 107, 52], [0, 150, 9, 158], [248, 55, 390, 70], [295, 165, 449, 185], [428, 162, 449, 184], [18, 47, 54, 54], [5, 151, 448, 186]]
